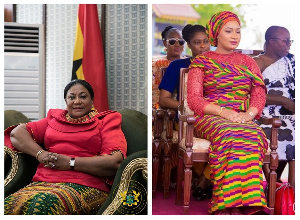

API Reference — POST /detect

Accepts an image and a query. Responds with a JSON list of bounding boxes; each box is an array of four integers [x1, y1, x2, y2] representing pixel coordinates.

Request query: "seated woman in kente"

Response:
[[4, 79, 127, 215], [187, 11, 269, 215]]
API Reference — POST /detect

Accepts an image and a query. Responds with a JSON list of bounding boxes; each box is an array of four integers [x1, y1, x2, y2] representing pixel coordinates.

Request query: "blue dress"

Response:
[[159, 57, 191, 100]]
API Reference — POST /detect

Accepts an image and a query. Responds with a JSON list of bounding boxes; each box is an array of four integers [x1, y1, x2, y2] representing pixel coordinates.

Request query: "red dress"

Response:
[[5, 109, 127, 192]]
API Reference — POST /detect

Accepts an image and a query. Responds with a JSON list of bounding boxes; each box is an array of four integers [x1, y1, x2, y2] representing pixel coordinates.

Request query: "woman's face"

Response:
[[187, 32, 210, 57], [217, 21, 241, 52], [65, 84, 93, 118], [164, 30, 184, 58]]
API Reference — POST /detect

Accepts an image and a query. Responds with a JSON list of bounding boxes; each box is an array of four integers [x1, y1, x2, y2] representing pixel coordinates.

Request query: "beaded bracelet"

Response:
[[36, 149, 45, 160]]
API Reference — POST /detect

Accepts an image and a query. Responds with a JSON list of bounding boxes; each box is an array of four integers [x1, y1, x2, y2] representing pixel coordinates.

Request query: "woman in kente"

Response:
[[152, 26, 185, 109], [187, 11, 268, 215], [4, 79, 127, 214], [159, 24, 212, 201]]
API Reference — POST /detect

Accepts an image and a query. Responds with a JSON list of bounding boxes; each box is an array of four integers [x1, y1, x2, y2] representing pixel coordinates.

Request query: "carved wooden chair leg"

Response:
[[176, 151, 183, 205], [163, 110, 176, 198], [152, 110, 165, 198]]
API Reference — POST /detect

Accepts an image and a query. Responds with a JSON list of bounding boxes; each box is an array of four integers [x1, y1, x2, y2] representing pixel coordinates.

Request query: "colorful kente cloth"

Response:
[[206, 11, 240, 47], [4, 182, 108, 215], [152, 57, 171, 109], [190, 54, 266, 113], [188, 52, 269, 214]]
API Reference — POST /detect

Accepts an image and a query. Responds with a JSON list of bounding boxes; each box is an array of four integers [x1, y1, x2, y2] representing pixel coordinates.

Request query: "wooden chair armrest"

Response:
[[257, 117, 282, 128], [152, 109, 165, 139]]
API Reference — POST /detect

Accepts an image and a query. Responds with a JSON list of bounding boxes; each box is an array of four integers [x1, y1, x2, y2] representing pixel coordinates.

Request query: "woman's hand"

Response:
[[38, 151, 71, 170], [220, 109, 252, 123]]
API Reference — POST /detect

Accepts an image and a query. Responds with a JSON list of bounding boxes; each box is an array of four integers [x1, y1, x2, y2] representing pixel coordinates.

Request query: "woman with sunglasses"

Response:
[[158, 24, 211, 201], [152, 26, 184, 109], [187, 11, 269, 215]]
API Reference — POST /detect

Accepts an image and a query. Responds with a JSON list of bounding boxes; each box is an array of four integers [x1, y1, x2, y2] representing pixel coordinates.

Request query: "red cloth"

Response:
[[187, 51, 266, 119], [5, 109, 127, 192]]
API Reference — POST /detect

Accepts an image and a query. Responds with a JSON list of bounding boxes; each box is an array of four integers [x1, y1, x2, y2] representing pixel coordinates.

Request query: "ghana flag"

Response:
[[72, 4, 109, 112]]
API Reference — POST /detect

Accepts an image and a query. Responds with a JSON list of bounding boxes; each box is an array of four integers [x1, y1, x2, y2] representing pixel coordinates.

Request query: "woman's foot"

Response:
[[230, 207, 243, 215], [214, 209, 230, 215]]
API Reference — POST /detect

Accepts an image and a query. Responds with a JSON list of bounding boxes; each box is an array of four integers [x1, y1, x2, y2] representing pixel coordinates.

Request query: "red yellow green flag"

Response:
[[72, 4, 109, 112]]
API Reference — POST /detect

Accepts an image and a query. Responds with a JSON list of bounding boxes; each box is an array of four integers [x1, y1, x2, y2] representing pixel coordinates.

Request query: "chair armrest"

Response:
[[97, 150, 147, 215], [152, 109, 165, 140], [4, 146, 39, 198]]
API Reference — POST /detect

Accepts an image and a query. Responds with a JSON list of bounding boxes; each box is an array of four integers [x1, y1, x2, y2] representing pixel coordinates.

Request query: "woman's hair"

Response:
[[182, 24, 206, 43], [161, 25, 178, 40], [64, 79, 94, 100]]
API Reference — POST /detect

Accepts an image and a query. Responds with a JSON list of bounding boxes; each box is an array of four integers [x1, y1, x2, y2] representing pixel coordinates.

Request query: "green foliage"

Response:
[[191, 4, 246, 28]]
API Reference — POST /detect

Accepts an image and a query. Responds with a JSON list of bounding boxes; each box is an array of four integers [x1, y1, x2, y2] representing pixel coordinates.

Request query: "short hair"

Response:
[[265, 26, 288, 41], [64, 79, 94, 100], [182, 24, 206, 43]]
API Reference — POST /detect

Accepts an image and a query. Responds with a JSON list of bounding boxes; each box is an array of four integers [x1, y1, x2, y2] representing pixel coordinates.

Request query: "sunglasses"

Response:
[[166, 38, 185, 46]]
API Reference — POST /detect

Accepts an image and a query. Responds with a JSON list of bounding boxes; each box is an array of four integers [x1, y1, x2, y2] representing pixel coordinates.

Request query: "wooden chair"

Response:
[[152, 67, 178, 198], [176, 67, 281, 215]]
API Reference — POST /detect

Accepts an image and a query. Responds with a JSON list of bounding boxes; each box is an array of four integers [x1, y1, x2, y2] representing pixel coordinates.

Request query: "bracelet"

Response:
[[218, 107, 225, 115], [36, 149, 44, 160]]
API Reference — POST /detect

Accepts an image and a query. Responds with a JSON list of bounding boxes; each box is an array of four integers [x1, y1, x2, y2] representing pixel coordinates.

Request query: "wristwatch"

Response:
[[69, 158, 75, 170]]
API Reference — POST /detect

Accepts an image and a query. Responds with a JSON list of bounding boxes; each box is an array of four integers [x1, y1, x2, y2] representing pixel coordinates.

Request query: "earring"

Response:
[[164, 47, 167, 52], [91, 104, 95, 110]]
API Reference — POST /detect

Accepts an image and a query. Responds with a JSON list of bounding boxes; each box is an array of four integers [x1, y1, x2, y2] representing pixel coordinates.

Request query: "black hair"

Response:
[[161, 25, 178, 40], [182, 24, 206, 43], [64, 79, 94, 100], [265, 25, 288, 41]]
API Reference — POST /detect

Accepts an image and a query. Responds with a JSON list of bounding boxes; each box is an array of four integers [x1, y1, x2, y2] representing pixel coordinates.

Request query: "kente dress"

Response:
[[152, 56, 171, 109], [187, 51, 268, 214], [4, 109, 127, 215]]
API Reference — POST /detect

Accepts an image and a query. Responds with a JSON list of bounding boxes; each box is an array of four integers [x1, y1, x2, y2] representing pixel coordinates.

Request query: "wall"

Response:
[[15, 4, 148, 116]]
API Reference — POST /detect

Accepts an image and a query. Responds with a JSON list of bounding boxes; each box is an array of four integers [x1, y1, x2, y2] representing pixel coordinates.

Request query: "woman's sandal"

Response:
[[214, 209, 230, 215]]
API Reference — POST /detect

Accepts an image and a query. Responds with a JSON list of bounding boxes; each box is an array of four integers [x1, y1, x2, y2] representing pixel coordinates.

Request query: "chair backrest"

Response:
[[234, 49, 263, 57], [117, 109, 147, 156], [178, 68, 194, 143]]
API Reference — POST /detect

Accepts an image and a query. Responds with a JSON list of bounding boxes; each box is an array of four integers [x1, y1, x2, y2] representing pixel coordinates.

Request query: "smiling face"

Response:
[[65, 83, 93, 118], [216, 20, 241, 53], [163, 30, 184, 58]]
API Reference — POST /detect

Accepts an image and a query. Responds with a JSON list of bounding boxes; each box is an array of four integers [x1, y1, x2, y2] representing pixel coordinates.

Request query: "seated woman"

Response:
[[4, 79, 127, 215], [152, 25, 185, 109], [159, 24, 212, 201], [187, 11, 269, 215]]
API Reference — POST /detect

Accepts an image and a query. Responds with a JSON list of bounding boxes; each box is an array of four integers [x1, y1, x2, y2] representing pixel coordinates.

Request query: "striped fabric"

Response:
[[194, 115, 268, 213], [190, 55, 265, 112], [4, 182, 108, 215], [206, 11, 240, 47], [190, 54, 269, 214]]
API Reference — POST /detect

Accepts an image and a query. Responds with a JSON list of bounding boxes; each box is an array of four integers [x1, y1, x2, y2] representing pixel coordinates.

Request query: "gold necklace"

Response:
[[65, 110, 98, 123]]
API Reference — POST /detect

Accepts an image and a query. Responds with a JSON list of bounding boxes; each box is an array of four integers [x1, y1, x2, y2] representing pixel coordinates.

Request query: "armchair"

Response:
[[176, 68, 281, 214], [152, 66, 178, 198], [4, 108, 147, 215]]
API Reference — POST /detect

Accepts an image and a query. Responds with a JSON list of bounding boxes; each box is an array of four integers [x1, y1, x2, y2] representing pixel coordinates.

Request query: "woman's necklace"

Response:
[[65, 110, 98, 123]]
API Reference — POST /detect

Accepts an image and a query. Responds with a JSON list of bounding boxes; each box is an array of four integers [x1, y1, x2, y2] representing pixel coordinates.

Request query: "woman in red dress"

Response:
[[4, 79, 127, 214]]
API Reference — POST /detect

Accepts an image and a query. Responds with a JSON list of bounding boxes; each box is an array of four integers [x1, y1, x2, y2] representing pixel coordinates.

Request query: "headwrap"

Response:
[[206, 11, 240, 47]]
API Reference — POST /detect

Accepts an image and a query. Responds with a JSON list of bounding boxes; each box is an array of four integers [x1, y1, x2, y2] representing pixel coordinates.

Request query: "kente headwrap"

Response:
[[206, 11, 240, 47]]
